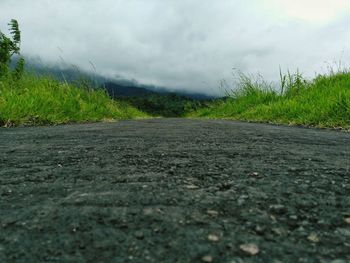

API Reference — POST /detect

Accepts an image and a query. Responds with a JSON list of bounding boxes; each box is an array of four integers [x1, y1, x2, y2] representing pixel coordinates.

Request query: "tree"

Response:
[[0, 19, 25, 79]]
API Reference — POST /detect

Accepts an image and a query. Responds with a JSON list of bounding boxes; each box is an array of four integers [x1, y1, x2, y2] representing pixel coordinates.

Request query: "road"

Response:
[[0, 119, 350, 262]]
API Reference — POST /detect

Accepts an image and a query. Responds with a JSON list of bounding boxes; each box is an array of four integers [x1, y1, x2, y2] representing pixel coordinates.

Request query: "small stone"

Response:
[[272, 227, 288, 236], [208, 234, 220, 242], [270, 215, 277, 222], [143, 208, 153, 215], [289, 215, 298, 220], [269, 204, 287, 214], [255, 225, 265, 235], [307, 233, 320, 243], [237, 195, 249, 205], [344, 217, 350, 224], [202, 255, 213, 263], [239, 243, 259, 256], [207, 210, 219, 216], [134, 231, 144, 240], [237, 199, 245, 206], [185, 184, 199, 190], [250, 172, 259, 176]]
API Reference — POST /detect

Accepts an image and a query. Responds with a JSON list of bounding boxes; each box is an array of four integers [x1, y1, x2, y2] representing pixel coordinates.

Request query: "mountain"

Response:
[[103, 82, 158, 98], [18, 57, 215, 100]]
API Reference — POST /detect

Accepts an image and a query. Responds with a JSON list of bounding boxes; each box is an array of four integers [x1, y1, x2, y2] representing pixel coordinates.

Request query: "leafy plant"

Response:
[[0, 19, 25, 79]]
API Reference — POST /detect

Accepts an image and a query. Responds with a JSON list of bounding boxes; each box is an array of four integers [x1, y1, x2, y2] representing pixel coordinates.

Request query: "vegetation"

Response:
[[120, 93, 208, 117], [0, 19, 25, 80], [0, 20, 147, 127], [189, 70, 350, 129], [0, 74, 147, 127]]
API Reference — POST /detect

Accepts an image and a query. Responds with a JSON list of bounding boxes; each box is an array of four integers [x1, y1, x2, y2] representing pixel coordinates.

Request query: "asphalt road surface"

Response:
[[0, 119, 350, 263]]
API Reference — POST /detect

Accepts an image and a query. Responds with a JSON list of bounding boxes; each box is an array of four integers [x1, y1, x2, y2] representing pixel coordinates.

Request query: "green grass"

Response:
[[0, 73, 148, 126], [2, 68, 350, 130], [189, 71, 350, 129]]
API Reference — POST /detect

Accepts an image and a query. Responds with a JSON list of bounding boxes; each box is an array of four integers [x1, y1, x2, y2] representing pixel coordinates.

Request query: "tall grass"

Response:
[[0, 73, 148, 127], [189, 70, 350, 129]]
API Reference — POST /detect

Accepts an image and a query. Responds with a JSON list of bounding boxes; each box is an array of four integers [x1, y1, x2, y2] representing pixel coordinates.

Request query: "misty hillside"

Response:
[[104, 82, 158, 97], [20, 57, 213, 100]]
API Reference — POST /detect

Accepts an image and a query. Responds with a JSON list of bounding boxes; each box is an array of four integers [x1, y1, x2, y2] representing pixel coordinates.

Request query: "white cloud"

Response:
[[261, 0, 350, 24], [1, 0, 350, 95]]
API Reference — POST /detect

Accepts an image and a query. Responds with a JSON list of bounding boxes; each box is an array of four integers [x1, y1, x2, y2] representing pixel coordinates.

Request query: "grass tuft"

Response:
[[0, 73, 148, 127], [189, 71, 350, 129]]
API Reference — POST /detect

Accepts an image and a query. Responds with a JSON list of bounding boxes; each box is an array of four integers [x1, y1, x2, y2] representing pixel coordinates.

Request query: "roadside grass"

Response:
[[0, 73, 148, 127], [188, 71, 350, 129]]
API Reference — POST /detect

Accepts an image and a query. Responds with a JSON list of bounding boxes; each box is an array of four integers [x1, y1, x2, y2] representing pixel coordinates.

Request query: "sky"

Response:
[[1, 0, 350, 95]]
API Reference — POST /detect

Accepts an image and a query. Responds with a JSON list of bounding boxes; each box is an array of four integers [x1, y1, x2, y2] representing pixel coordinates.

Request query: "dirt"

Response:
[[0, 119, 350, 263]]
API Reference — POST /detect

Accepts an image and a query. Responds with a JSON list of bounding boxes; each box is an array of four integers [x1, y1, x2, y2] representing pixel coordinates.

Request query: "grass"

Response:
[[188, 71, 350, 129], [0, 73, 148, 127], [1, 68, 349, 130]]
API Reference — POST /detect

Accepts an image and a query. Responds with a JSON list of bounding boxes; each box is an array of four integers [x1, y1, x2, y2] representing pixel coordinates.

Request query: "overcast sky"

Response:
[[1, 0, 350, 95]]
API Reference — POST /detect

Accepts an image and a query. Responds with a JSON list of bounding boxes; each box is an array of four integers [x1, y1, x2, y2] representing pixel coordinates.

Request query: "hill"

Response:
[[21, 57, 213, 100]]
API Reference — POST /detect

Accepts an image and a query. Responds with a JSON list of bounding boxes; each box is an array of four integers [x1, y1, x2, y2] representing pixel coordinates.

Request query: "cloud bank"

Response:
[[1, 0, 350, 95]]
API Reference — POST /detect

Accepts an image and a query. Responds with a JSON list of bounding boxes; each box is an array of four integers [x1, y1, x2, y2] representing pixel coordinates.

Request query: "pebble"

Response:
[[307, 233, 320, 243], [237, 195, 249, 206], [272, 227, 287, 236], [255, 225, 265, 235], [345, 217, 350, 224], [134, 231, 144, 240], [208, 234, 220, 242], [269, 204, 287, 214], [169, 167, 176, 175], [143, 208, 153, 215], [207, 210, 219, 216], [202, 255, 213, 263], [239, 243, 259, 256], [289, 215, 298, 220]]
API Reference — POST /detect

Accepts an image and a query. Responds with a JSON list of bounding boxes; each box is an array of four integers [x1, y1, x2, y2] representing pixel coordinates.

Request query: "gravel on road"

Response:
[[0, 119, 350, 263]]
